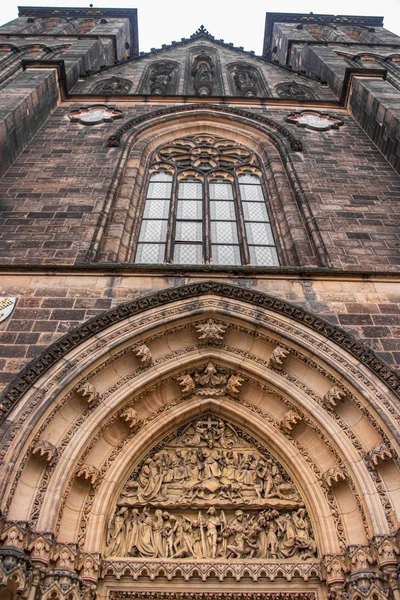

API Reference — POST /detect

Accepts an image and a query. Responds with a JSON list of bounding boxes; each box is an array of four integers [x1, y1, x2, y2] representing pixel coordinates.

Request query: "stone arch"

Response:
[[92, 104, 329, 268], [0, 282, 399, 598]]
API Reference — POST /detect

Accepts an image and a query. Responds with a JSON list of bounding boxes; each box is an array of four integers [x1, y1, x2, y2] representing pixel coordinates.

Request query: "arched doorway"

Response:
[[0, 282, 399, 600]]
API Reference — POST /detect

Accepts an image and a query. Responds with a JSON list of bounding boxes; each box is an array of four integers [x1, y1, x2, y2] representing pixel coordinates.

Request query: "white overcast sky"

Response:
[[1, 0, 400, 55]]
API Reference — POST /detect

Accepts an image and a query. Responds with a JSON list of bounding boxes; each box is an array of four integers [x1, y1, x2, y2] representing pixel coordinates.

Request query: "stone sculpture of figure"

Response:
[[137, 456, 166, 502], [93, 76, 132, 95], [276, 513, 298, 558], [133, 506, 156, 557], [149, 62, 175, 95], [191, 52, 215, 96], [152, 509, 165, 558], [127, 508, 140, 556], [292, 508, 317, 559], [163, 512, 178, 558], [201, 448, 222, 479], [105, 509, 128, 557], [199, 507, 225, 559], [233, 65, 259, 97]]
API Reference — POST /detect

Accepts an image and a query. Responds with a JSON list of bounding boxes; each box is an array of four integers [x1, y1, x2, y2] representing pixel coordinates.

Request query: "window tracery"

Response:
[[134, 135, 280, 267]]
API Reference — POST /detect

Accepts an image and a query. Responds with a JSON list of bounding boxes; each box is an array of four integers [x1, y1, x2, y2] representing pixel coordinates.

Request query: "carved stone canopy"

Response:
[[106, 415, 316, 562]]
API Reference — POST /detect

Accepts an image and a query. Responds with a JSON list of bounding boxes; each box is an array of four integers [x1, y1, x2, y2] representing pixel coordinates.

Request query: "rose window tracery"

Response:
[[134, 135, 280, 267]]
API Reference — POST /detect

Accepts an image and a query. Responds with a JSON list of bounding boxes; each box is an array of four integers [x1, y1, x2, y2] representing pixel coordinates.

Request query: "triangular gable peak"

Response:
[[72, 25, 333, 101]]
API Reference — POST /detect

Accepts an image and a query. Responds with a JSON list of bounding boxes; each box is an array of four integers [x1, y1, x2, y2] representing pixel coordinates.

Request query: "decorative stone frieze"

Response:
[[366, 444, 392, 467], [32, 439, 58, 462], [109, 592, 319, 600], [268, 345, 289, 370], [75, 382, 100, 405], [280, 409, 302, 433], [323, 386, 347, 410], [134, 344, 152, 367], [195, 318, 227, 342], [76, 465, 101, 486], [321, 467, 347, 489]]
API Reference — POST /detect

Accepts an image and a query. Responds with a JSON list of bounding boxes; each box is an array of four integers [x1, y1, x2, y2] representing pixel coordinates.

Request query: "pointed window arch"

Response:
[[134, 135, 280, 266]]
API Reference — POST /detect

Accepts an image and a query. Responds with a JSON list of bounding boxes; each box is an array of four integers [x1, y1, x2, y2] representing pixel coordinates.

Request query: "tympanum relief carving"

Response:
[[105, 416, 317, 561]]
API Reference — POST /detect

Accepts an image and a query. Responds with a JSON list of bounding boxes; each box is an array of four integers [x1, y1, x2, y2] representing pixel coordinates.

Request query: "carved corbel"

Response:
[[366, 444, 392, 467], [226, 374, 244, 396], [372, 535, 400, 568], [347, 545, 375, 572], [75, 382, 100, 406], [32, 440, 58, 463], [268, 345, 289, 370], [28, 533, 54, 566], [321, 467, 347, 489], [323, 553, 348, 583], [280, 409, 302, 434], [134, 344, 153, 367], [323, 386, 347, 410], [0, 522, 28, 550], [195, 318, 227, 342], [176, 374, 195, 397], [41, 569, 81, 600], [76, 465, 100, 486], [77, 552, 100, 586], [120, 407, 142, 432]]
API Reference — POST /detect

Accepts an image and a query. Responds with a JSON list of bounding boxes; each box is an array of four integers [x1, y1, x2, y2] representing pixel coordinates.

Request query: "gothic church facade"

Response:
[[0, 7, 399, 600]]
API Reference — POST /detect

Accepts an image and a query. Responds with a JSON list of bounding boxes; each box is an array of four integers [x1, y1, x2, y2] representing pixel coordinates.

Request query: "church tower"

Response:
[[0, 8, 399, 600]]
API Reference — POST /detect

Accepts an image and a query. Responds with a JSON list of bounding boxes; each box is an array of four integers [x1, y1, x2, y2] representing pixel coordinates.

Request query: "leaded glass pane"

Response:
[[209, 182, 234, 200], [174, 244, 203, 264], [147, 181, 172, 198], [177, 200, 202, 220], [143, 199, 170, 219], [249, 245, 279, 266], [242, 202, 269, 222], [211, 221, 238, 244], [210, 201, 235, 220], [149, 171, 173, 182], [239, 184, 264, 202], [178, 181, 203, 199], [175, 221, 203, 242], [212, 244, 240, 265], [135, 243, 165, 263], [138, 220, 167, 242], [245, 222, 274, 245], [238, 174, 260, 184]]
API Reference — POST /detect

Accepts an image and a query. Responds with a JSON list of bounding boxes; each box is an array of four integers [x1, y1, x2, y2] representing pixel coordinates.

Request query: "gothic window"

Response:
[[134, 135, 280, 267]]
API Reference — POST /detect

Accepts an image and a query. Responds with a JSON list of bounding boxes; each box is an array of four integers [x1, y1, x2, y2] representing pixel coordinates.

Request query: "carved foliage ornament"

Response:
[[195, 318, 227, 342], [92, 76, 132, 95], [285, 111, 344, 132], [106, 415, 316, 562], [176, 362, 241, 397]]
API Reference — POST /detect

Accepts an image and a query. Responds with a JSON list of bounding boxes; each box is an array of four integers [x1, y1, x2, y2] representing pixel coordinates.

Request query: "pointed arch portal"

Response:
[[0, 282, 399, 600]]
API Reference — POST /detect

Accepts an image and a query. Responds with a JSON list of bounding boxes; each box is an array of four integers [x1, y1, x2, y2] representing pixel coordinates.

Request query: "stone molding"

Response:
[[1, 281, 399, 423], [106, 103, 303, 151]]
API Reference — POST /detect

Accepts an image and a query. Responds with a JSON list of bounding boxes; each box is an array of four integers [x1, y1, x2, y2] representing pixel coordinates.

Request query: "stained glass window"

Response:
[[134, 135, 280, 267]]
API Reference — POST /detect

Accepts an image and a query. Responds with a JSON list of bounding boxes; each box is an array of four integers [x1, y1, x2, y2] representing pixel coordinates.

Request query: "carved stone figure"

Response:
[[226, 374, 244, 395], [231, 65, 260, 97], [120, 407, 142, 431], [276, 81, 317, 100], [107, 415, 315, 561], [149, 62, 176, 95], [191, 52, 215, 96], [92, 76, 132, 95], [176, 374, 195, 396]]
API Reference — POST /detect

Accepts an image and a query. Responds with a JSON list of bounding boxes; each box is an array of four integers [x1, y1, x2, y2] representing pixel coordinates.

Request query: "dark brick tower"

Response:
[[0, 8, 399, 600]]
